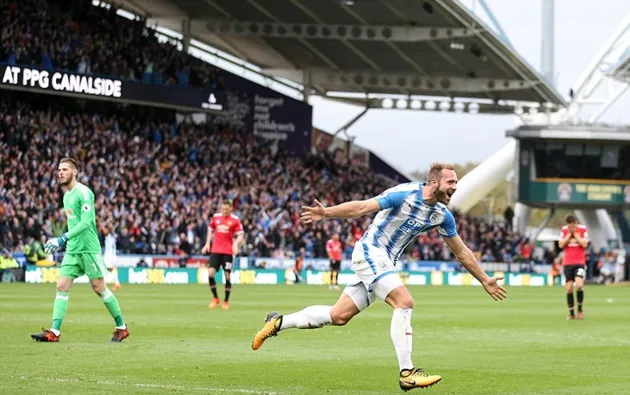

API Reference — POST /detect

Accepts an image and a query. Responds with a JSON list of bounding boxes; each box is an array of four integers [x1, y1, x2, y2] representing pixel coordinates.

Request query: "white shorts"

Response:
[[104, 254, 116, 270], [343, 242, 404, 311]]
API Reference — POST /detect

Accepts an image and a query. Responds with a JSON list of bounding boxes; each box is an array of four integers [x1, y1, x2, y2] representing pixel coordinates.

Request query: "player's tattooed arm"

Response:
[[301, 199, 380, 223], [444, 235, 507, 301]]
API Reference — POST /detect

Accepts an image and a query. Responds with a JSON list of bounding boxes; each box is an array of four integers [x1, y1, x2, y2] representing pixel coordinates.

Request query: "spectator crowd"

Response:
[[1, 0, 223, 88], [0, 92, 545, 265], [1, 0, 624, 276], [0, 93, 391, 260]]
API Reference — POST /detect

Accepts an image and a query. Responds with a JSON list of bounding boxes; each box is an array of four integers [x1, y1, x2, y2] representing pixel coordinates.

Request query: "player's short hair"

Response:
[[222, 199, 233, 206], [427, 162, 455, 182], [60, 157, 79, 170], [566, 214, 577, 224]]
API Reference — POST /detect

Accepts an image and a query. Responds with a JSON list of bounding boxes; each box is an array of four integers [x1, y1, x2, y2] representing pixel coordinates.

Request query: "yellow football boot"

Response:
[[399, 368, 442, 391], [251, 311, 282, 350]]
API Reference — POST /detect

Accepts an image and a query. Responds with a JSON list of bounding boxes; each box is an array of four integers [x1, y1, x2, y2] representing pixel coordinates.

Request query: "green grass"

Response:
[[1, 283, 629, 394]]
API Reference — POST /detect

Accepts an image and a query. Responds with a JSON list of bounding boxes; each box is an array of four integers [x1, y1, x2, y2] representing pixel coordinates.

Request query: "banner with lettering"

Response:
[[24, 266, 556, 286], [519, 180, 630, 206], [1, 64, 226, 112], [217, 71, 312, 156]]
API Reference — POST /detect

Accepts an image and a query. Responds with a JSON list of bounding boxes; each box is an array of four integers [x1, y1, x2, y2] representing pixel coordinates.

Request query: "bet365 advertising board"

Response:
[[24, 266, 556, 286]]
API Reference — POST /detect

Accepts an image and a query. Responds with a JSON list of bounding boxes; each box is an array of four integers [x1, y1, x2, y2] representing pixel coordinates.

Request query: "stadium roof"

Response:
[[607, 48, 630, 83], [115, 0, 567, 112]]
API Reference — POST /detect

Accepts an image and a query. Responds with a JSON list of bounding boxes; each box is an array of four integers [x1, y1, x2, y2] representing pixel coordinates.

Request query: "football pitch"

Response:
[[1, 283, 629, 395]]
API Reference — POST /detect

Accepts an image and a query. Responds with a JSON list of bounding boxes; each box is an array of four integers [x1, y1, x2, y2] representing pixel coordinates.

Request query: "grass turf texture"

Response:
[[1, 283, 629, 394]]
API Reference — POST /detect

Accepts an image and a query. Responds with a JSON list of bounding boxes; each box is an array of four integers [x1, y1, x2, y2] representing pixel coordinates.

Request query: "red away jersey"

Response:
[[560, 225, 588, 265], [209, 214, 244, 255], [326, 239, 342, 261]]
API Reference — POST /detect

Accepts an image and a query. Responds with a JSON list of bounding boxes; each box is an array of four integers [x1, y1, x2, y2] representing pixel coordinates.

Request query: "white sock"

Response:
[[280, 305, 332, 330], [116, 324, 127, 330], [391, 308, 414, 371], [49, 328, 60, 336]]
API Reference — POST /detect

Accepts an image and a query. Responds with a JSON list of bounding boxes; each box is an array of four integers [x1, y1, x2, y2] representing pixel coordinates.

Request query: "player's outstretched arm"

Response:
[[300, 199, 380, 224], [444, 235, 507, 301]]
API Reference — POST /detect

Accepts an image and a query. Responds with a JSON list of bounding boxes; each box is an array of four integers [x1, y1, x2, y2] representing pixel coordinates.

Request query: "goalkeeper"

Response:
[[31, 158, 129, 343]]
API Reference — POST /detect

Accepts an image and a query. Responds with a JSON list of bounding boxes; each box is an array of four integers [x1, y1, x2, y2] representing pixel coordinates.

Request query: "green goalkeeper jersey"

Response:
[[63, 183, 102, 254]]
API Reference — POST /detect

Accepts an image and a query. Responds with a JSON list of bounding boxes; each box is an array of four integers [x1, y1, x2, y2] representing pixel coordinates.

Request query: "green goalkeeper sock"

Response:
[[51, 291, 70, 331], [100, 288, 125, 327]]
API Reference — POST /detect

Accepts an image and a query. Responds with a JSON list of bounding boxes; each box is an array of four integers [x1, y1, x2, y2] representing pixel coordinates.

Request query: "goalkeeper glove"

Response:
[[45, 234, 69, 254]]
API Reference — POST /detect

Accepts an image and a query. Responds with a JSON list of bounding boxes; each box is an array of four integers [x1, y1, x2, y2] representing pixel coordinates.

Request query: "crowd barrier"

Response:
[[22, 265, 558, 286]]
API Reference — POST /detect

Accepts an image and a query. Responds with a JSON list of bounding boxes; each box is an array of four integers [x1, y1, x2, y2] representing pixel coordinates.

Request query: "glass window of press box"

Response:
[[532, 142, 630, 180]]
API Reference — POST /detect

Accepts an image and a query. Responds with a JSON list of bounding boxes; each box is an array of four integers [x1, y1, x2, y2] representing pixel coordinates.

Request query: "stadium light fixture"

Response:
[[382, 98, 394, 109]]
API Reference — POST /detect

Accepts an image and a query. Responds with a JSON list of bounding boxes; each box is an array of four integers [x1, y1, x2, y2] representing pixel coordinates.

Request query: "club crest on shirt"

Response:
[[429, 211, 443, 225], [217, 224, 230, 233], [557, 183, 572, 202]]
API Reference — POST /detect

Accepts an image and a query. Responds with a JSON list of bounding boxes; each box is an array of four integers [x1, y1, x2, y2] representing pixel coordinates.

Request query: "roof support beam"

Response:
[[333, 106, 369, 138], [607, 50, 630, 82], [205, 21, 483, 42], [263, 69, 540, 93], [182, 19, 191, 53], [244, 0, 341, 71], [562, 13, 630, 123], [436, 0, 562, 106], [287, 0, 384, 78]]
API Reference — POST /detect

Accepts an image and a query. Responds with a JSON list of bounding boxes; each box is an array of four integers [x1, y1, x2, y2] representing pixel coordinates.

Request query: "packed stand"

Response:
[[7, 95, 614, 269], [1, 97, 540, 267], [1, 0, 223, 88], [0, 94, 392, 262]]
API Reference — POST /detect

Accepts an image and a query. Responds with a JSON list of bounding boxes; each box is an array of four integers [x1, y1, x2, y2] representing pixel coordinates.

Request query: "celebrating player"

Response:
[[251, 163, 507, 391], [201, 199, 244, 310], [558, 215, 588, 320], [31, 158, 129, 343], [326, 233, 342, 290]]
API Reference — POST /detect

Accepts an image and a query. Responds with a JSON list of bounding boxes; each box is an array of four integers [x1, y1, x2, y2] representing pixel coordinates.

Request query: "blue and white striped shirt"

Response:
[[359, 182, 458, 263]]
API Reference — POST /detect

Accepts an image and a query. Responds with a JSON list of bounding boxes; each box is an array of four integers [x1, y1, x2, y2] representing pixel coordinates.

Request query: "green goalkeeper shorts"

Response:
[[60, 253, 107, 280]]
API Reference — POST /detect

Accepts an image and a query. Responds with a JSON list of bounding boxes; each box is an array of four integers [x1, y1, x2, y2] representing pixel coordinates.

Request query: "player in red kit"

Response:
[[201, 199, 244, 310], [326, 233, 342, 290], [558, 215, 589, 320]]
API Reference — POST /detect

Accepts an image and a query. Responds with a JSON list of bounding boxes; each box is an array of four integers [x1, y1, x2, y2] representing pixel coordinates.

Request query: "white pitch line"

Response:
[[15, 376, 279, 394]]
